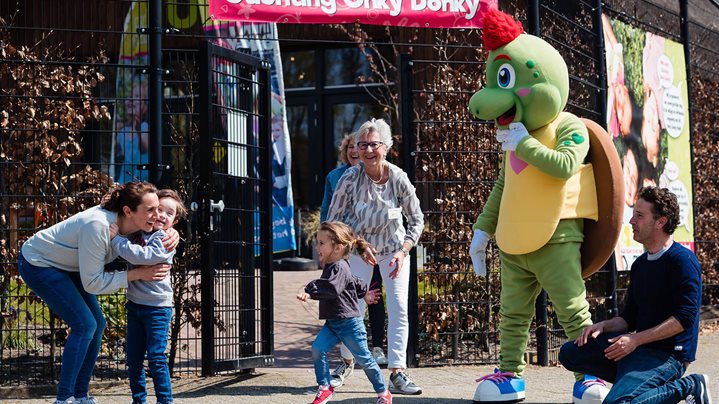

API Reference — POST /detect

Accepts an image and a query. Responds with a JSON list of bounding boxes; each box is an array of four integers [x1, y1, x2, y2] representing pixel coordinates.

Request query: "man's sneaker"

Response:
[[473, 368, 525, 403], [372, 347, 388, 366], [329, 360, 354, 388], [573, 375, 609, 404], [312, 385, 334, 404], [376, 391, 392, 404], [389, 371, 422, 395], [686, 374, 712, 404]]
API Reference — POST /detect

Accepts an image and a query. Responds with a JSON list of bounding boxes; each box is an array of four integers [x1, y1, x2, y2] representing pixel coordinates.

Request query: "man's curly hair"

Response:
[[637, 186, 680, 234]]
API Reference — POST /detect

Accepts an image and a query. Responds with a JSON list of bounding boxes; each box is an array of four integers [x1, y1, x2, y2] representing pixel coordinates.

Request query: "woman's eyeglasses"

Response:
[[357, 141, 385, 150]]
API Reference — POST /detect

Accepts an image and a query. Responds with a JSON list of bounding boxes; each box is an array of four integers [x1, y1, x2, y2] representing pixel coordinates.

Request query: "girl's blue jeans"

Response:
[[18, 253, 106, 402], [312, 316, 386, 393], [126, 301, 173, 404], [560, 331, 700, 403]]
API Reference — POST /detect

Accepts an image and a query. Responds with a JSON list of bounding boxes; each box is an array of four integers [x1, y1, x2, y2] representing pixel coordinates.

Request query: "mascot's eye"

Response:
[[497, 64, 516, 89]]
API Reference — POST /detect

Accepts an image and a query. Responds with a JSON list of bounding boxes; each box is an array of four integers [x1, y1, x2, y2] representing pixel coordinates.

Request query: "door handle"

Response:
[[210, 199, 225, 213], [209, 199, 224, 231]]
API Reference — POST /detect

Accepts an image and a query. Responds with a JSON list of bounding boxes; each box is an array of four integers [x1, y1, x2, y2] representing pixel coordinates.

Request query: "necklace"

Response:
[[367, 164, 385, 184]]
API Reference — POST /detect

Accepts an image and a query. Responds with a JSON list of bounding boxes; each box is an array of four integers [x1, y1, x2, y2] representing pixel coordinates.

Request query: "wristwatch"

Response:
[[400, 247, 410, 256]]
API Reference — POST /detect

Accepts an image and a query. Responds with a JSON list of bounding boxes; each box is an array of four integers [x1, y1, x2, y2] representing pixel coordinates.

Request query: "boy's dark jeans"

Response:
[[126, 301, 173, 404]]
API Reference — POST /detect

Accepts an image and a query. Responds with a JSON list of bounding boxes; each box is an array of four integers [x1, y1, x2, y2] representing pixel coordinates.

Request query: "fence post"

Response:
[[679, 0, 696, 237], [399, 53, 419, 367], [148, 0, 163, 184], [592, 0, 620, 320], [526, 0, 549, 367], [198, 41, 215, 377], [593, 0, 608, 127]]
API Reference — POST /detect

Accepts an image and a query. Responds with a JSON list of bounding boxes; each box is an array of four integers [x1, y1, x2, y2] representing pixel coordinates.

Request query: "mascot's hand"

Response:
[[496, 122, 529, 151], [469, 229, 490, 277]]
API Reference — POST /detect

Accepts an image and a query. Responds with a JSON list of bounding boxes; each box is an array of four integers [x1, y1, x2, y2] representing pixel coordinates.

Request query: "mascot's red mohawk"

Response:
[[482, 8, 524, 51]]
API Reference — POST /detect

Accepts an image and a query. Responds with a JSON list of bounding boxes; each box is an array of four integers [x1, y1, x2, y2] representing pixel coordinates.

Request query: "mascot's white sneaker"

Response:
[[573, 375, 609, 404], [473, 368, 525, 403]]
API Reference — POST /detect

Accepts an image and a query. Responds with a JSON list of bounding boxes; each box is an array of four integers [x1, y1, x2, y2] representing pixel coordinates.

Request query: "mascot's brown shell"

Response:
[[580, 118, 624, 278]]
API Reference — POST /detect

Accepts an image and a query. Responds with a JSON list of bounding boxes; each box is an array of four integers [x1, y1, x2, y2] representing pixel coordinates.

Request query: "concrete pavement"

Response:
[[5, 268, 719, 403]]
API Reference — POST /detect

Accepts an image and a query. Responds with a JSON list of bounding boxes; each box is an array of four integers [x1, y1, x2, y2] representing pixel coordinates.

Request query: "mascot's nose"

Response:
[[469, 88, 516, 121]]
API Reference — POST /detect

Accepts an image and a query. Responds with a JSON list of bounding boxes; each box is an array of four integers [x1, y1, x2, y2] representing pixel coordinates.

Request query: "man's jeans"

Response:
[[312, 317, 387, 393], [560, 332, 699, 403], [126, 301, 173, 404], [18, 253, 106, 402]]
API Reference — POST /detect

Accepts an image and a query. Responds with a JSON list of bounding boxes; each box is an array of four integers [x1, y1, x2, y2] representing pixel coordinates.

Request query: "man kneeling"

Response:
[[559, 186, 710, 404]]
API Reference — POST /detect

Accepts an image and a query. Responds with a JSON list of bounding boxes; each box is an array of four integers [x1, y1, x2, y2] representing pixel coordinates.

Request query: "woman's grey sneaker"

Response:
[[372, 347, 388, 366], [329, 360, 354, 388], [389, 371, 422, 395], [686, 374, 712, 404], [54, 398, 75, 404], [75, 397, 99, 404]]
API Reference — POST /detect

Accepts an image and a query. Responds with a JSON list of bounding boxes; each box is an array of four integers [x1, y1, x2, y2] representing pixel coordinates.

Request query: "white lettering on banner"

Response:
[[410, 0, 480, 19], [464, 0, 481, 19], [410, 0, 424, 11], [388, 0, 402, 16], [344, 0, 401, 16]]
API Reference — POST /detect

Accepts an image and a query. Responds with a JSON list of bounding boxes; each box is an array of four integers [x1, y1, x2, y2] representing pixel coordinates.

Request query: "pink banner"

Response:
[[209, 0, 497, 29]]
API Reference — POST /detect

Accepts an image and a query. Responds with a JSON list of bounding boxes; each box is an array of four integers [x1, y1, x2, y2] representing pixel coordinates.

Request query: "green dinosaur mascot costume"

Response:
[[469, 9, 621, 404]]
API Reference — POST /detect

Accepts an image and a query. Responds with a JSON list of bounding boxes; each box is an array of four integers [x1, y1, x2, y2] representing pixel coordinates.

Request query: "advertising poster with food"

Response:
[[603, 14, 694, 271]]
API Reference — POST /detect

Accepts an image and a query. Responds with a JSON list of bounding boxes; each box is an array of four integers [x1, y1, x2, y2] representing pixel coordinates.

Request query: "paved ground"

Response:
[[4, 268, 719, 403]]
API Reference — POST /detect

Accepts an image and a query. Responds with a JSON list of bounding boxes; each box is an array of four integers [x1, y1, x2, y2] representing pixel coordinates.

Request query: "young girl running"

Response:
[[297, 221, 392, 404], [109, 189, 187, 404]]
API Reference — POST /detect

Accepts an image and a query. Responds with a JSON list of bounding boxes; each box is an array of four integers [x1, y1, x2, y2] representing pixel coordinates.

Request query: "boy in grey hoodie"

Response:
[[110, 189, 186, 404]]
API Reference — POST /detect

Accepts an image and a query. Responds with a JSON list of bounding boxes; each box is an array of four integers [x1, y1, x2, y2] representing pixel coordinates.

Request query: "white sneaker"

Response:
[[372, 347, 388, 366], [389, 371, 422, 395], [75, 397, 98, 404], [572, 375, 609, 404], [54, 397, 75, 404], [329, 360, 354, 388]]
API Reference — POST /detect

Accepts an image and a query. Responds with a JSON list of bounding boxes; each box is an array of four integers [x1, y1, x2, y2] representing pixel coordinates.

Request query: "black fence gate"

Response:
[[198, 41, 274, 375]]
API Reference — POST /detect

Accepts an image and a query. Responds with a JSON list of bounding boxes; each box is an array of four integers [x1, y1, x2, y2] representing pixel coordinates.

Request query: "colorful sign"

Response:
[[602, 14, 694, 270], [115, 2, 150, 184], [208, 0, 497, 29], [119, 2, 297, 253], [203, 19, 297, 253]]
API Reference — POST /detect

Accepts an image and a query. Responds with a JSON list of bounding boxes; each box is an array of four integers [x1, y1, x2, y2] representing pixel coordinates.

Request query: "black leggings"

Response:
[[367, 264, 386, 348]]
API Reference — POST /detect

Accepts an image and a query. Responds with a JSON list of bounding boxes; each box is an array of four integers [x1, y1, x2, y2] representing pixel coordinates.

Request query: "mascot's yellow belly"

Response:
[[496, 117, 599, 255]]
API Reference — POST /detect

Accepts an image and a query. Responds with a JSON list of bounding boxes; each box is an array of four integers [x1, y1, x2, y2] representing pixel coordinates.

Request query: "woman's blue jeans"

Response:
[[560, 332, 699, 403], [18, 253, 106, 401], [126, 301, 173, 404], [312, 316, 386, 393]]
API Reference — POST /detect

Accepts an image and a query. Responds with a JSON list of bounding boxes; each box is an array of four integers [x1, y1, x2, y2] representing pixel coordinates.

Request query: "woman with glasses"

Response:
[[327, 118, 424, 395], [322, 133, 390, 384]]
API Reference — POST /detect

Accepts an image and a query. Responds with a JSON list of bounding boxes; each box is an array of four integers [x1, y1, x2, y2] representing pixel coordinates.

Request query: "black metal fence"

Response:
[[407, 0, 719, 367], [0, 0, 717, 386], [0, 0, 276, 385]]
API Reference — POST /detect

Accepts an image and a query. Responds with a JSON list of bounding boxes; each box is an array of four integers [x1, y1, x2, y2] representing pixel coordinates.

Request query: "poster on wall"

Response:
[[602, 14, 694, 271], [121, 2, 297, 254], [115, 2, 150, 184]]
